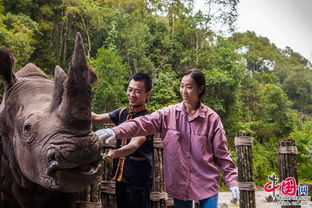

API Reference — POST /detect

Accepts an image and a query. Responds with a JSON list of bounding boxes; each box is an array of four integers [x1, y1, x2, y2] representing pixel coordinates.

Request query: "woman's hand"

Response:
[[95, 128, 116, 143], [230, 186, 240, 200]]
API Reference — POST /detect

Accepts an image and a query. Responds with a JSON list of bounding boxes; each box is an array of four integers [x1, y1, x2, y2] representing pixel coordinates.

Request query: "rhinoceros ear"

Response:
[[88, 66, 98, 85], [0, 49, 17, 90], [49, 65, 67, 112]]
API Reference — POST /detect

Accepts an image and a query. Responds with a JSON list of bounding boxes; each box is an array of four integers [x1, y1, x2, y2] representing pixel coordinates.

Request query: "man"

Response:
[[92, 72, 154, 208]]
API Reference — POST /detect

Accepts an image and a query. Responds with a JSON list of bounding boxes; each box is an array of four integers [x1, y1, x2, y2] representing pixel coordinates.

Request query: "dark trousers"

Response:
[[116, 181, 151, 208]]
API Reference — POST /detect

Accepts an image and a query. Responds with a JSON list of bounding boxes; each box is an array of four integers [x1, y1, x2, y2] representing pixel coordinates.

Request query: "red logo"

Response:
[[264, 174, 297, 196]]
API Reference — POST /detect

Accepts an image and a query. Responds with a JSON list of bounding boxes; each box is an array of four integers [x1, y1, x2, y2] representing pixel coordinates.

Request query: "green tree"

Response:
[[49, 0, 106, 70], [0, 12, 38, 69], [91, 47, 129, 113], [289, 119, 312, 181], [3, 0, 64, 73], [273, 47, 309, 85], [253, 84, 298, 142], [147, 0, 239, 33], [91, 2, 157, 74], [149, 69, 180, 112], [283, 68, 312, 114], [252, 139, 278, 186], [229, 31, 282, 74]]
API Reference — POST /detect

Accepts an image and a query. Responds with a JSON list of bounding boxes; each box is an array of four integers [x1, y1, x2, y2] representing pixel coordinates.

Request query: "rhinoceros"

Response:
[[0, 33, 102, 208]]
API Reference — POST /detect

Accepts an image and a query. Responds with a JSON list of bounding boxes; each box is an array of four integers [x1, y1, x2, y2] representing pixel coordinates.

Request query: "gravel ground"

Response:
[[218, 191, 312, 208]]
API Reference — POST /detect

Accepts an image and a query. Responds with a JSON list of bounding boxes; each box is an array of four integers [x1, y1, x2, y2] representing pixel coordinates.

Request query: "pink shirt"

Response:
[[112, 102, 237, 200]]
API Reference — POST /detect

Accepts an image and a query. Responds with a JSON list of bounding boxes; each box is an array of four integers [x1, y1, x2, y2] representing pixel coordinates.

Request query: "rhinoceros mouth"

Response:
[[47, 159, 101, 176], [42, 160, 101, 191], [43, 159, 101, 191]]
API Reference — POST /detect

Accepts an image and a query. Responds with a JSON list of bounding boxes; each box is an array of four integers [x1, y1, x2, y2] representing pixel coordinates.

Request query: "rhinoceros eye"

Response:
[[23, 114, 38, 143], [23, 123, 33, 139], [24, 124, 32, 132]]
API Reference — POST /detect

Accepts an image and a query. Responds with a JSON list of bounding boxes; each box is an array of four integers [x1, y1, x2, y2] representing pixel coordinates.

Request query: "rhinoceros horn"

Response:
[[49, 65, 67, 112], [57, 32, 92, 130]]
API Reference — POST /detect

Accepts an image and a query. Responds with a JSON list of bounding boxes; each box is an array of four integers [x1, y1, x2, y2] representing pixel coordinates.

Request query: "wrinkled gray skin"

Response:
[[0, 33, 102, 208]]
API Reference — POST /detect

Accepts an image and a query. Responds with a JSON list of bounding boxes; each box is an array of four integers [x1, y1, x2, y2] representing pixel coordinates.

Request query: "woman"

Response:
[[97, 69, 239, 208]]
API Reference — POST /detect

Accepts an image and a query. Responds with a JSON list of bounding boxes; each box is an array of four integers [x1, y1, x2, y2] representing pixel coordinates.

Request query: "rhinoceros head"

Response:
[[0, 33, 101, 193]]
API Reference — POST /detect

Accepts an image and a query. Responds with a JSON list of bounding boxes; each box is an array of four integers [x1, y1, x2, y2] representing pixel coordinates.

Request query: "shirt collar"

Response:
[[176, 101, 207, 118]]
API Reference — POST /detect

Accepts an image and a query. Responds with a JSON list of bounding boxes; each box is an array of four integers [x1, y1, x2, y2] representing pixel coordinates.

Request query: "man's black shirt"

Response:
[[109, 107, 154, 185]]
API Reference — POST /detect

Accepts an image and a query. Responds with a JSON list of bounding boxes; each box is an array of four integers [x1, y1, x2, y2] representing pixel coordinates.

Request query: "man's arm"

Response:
[[106, 136, 147, 159], [91, 112, 113, 125]]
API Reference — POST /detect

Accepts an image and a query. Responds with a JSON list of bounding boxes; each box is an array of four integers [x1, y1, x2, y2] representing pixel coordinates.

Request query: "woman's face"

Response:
[[179, 74, 202, 105]]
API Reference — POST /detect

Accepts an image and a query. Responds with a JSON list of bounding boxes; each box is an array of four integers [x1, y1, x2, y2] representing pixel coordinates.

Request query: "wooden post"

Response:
[[100, 137, 117, 208], [76, 175, 102, 208], [277, 139, 300, 208], [235, 132, 256, 208], [151, 136, 168, 208]]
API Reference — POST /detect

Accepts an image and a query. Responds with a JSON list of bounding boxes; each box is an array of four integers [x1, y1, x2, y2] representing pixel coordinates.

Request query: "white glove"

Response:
[[230, 186, 240, 199], [95, 128, 116, 144]]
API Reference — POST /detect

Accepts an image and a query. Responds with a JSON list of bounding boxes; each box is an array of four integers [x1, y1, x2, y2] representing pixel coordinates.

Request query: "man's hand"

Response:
[[230, 186, 240, 200], [95, 128, 116, 144], [106, 149, 116, 158]]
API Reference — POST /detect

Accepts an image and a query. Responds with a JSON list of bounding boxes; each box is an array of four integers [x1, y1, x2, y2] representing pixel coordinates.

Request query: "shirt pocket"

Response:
[[193, 134, 214, 160]]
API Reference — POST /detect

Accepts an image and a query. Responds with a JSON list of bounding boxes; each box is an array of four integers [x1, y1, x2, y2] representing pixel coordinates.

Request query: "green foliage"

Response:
[[147, 0, 239, 33], [145, 16, 171, 69], [273, 47, 308, 85], [253, 84, 297, 141], [252, 139, 278, 186], [91, 47, 130, 113], [0, 0, 3, 13], [289, 120, 312, 180], [61, 0, 106, 55], [149, 69, 180, 112], [229, 31, 312, 116], [283, 68, 312, 114], [0, 12, 38, 69], [229, 31, 282, 73]]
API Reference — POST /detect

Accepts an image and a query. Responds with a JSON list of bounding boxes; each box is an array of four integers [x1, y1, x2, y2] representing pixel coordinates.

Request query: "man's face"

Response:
[[127, 79, 151, 107]]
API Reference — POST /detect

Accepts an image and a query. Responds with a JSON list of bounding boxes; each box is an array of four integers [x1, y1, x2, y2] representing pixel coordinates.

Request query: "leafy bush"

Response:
[[289, 119, 312, 181]]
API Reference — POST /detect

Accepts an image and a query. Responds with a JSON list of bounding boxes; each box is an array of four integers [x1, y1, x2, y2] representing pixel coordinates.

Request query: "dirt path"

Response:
[[218, 191, 312, 208]]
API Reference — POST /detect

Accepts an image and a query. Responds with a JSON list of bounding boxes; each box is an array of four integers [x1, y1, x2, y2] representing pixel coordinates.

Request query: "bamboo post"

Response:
[[277, 139, 300, 208], [235, 132, 256, 208], [76, 175, 102, 208], [75, 175, 102, 208], [100, 139, 117, 208], [151, 136, 168, 208]]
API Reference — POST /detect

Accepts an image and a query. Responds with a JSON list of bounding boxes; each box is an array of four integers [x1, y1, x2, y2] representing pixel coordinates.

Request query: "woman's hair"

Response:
[[182, 69, 206, 100]]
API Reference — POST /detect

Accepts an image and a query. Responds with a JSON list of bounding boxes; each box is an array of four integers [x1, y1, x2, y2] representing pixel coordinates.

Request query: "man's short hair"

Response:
[[129, 72, 152, 92]]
